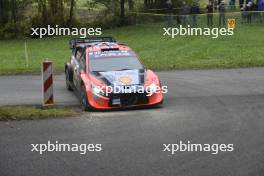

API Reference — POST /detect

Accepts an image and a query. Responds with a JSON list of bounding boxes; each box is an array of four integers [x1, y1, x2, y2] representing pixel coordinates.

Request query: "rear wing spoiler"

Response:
[[69, 37, 116, 49]]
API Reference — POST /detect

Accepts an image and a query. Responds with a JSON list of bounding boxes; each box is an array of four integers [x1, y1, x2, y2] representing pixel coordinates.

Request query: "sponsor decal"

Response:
[[118, 76, 132, 85], [100, 69, 139, 86], [89, 50, 135, 59]]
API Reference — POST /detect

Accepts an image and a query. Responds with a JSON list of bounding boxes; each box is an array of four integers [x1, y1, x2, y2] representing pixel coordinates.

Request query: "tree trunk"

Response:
[[11, 0, 17, 24], [58, 0, 64, 22], [128, 0, 134, 11], [0, 0, 9, 25], [0, 0, 4, 25], [68, 0, 74, 26], [42, 0, 48, 25], [38, 0, 42, 14], [120, 0, 125, 26]]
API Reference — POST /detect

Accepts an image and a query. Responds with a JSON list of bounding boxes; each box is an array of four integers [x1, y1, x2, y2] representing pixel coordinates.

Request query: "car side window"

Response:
[[75, 47, 84, 63], [80, 52, 86, 72]]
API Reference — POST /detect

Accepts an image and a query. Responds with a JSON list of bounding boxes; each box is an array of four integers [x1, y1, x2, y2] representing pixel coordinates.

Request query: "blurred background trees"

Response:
[[0, 0, 197, 39]]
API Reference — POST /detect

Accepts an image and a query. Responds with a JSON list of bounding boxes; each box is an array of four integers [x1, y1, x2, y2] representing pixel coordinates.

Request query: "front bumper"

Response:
[[87, 91, 163, 110]]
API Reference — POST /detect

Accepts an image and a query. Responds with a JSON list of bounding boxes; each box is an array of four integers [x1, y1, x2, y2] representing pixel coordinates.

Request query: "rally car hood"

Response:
[[93, 69, 145, 86]]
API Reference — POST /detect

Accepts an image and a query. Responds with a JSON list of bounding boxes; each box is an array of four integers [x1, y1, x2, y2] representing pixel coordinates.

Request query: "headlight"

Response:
[[91, 84, 106, 97]]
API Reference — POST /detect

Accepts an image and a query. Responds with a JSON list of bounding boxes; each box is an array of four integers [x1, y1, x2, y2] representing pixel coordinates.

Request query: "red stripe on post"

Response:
[[43, 62, 51, 72], [45, 95, 54, 104], [44, 75, 53, 92], [42, 60, 54, 106]]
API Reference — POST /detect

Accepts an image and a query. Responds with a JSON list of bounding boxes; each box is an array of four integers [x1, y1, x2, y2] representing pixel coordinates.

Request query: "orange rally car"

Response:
[[65, 37, 164, 111]]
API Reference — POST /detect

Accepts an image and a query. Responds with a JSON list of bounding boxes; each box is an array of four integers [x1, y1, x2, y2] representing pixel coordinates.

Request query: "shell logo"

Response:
[[118, 76, 132, 84]]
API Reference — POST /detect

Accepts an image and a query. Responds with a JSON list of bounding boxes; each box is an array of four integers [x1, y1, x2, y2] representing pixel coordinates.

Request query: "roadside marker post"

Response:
[[42, 59, 54, 107], [24, 41, 29, 68]]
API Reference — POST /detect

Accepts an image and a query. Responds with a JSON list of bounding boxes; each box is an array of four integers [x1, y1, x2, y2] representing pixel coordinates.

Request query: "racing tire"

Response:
[[65, 69, 73, 91], [81, 85, 93, 111]]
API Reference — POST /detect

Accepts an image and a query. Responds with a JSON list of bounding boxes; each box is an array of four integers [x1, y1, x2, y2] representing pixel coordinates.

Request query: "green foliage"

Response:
[[0, 0, 32, 39], [144, 0, 197, 9], [0, 20, 32, 39], [32, 0, 65, 26], [89, 11, 121, 28]]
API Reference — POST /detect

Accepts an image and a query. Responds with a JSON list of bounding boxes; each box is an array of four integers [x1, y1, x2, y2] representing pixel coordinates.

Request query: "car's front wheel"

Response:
[[65, 69, 73, 91], [81, 85, 93, 111]]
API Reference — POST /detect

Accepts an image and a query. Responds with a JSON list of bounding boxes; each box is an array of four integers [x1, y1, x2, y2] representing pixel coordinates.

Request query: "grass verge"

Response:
[[0, 17, 264, 75], [0, 106, 80, 121]]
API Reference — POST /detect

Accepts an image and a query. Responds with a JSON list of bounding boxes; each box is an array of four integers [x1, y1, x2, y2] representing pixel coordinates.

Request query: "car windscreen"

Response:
[[89, 56, 143, 72]]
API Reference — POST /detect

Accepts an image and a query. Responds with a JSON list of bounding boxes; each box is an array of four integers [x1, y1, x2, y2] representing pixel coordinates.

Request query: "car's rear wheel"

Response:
[[65, 69, 73, 91], [81, 85, 93, 111]]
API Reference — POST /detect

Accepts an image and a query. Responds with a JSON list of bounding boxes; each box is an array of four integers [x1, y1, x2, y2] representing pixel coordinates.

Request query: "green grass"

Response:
[[0, 19, 264, 75], [0, 106, 80, 121]]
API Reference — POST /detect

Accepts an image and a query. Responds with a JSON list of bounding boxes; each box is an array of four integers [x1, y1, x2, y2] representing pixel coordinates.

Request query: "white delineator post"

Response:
[[42, 59, 54, 106]]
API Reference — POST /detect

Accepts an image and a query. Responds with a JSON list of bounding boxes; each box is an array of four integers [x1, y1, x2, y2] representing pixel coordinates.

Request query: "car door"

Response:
[[72, 47, 84, 89], [76, 50, 87, 91]]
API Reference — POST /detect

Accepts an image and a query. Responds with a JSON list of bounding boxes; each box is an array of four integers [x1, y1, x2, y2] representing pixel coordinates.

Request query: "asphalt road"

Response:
[[0, 74, 78, 106], [0, 68, 264, 176]]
